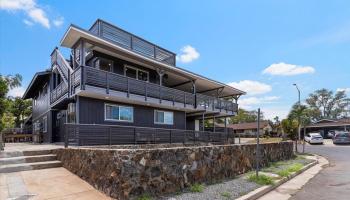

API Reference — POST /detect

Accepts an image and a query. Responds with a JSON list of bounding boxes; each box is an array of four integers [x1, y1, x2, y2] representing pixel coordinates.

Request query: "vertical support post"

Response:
[[184, 93, 186, 107], [80, 40, 86, 66], [192, 80, 197, 108], [67, 72, 71, 97], [303, 126, 306, 153], [239, 131, 241, 144], [109, 127, 111, 148], [134, 127, 136, 145], [170, 130, 172, 144], [64, 124, 68, 148], [256, 108, 261, 177], [213, 116, 216, 133], [127, 78, 130, 98], [157, 69, 165, 104], [202, 113, 205, 132], [184, 112, 187, 130], [106, 72, 109, 94], [80, 66, 85, 90], [145, 84, 148, 101]]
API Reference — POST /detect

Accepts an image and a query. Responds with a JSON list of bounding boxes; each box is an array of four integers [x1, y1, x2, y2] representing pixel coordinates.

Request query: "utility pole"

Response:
[[256, 108, 261, 177], [293, 84, 301, 153]]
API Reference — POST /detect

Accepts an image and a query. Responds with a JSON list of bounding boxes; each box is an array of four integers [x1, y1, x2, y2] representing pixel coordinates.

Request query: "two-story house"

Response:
[[23, 19, 245, 145]]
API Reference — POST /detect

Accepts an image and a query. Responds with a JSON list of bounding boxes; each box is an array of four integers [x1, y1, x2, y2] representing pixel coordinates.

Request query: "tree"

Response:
[[281, 118, 299, 151], [306, 88, 349, 120], [9, 97, 32, 127], [229, 108, 264, 124], [0, 74, 22, 131]]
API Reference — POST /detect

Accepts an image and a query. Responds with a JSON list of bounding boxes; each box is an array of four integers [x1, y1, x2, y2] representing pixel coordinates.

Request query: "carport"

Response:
[[306, 119, 350, 138]]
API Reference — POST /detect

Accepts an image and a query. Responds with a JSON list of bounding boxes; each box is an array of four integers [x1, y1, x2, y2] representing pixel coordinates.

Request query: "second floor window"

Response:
[[95, 58, 113, 72], [124, 65, 149, 82]]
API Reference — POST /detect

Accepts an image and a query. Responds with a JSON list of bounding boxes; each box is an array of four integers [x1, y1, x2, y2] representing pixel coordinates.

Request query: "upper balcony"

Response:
[[70, 66, 238, 115], [89, 19, 176, 66]]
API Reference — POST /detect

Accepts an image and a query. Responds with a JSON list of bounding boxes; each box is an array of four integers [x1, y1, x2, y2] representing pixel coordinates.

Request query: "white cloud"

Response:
[[228, 80, 272, 95], [263, 62, 315, 76], [176, 45, 200, 63], [53, 16, 64, 27], [0, 0, 55, 29], [23, 19, 33, 26], [262, 107, 289, 120], [7, 87, 26, 98], [337, 88, 350, 94], [238, 96, 280, 109]]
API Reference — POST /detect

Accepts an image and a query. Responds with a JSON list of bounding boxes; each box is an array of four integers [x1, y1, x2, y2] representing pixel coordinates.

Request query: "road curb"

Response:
[[237, 158, 319, 200]]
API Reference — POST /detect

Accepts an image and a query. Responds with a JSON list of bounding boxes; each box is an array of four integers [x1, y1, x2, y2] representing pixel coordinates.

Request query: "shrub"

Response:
[[247, 174, 274, 185], [277, 169, 290, 177], [190, 183, 205, 193], [137, 194, 152, 200], [221, 191, 231, 198], [287, 163, 303, 172]]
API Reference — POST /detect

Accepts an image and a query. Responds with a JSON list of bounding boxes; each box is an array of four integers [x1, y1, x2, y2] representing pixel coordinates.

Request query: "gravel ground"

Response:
[[160, 177, 260, 200], [159, 155, 313, 200]]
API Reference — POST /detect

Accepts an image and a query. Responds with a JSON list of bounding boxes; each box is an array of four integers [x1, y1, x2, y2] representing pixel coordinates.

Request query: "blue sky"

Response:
[[1, 0, 349, 119]]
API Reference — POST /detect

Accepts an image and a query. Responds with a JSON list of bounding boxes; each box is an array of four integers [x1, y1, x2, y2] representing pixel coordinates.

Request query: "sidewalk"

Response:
[[257, 155, 328, 200], [1, 167, 111, 200]]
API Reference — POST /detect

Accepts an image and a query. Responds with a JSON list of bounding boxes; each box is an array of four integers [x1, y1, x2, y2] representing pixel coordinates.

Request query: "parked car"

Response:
[[305, 132, 324, 144], [333, 132, 350, 144]]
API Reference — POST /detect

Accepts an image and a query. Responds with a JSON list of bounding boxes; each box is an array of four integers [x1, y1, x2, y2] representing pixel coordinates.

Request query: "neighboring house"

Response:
[[22, 19, 245, 145], [305, 118, 350, 137], [224, 121, 272, 137]]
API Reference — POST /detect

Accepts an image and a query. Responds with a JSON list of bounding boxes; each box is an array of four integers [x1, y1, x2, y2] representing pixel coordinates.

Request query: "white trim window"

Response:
[[124, 65, 149, 82], [42, 116, 47, 133], [154, 110, 174, 125], [105, 104, 133, 122]]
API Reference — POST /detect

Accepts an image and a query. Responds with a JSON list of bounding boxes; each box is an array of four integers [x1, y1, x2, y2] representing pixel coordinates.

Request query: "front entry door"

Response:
[[54, 111, 66, 142]]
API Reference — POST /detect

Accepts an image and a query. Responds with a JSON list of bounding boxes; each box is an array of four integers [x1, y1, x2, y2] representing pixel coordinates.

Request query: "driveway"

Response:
[[291, 140, 350, 200], [1, 167, 111, 200]]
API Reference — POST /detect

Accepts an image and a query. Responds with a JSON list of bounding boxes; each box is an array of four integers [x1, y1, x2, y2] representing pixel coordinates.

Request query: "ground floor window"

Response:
[[105, 104, 133, 122], [154, 110, 174, 125]]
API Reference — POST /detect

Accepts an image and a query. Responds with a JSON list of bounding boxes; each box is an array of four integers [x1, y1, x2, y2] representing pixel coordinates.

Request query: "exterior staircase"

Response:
[[0, 149, 62, 173]]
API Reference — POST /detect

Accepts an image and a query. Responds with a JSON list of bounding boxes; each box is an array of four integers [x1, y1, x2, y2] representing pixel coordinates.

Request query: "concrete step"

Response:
[[0, 149, 54, 158], [0, 154, 57, 165], [0, 160, 62, 173]]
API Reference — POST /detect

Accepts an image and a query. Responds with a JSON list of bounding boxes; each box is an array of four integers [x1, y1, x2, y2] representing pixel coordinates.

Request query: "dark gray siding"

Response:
[[78, 97, 186, 129], [32, 84, 50, 120]]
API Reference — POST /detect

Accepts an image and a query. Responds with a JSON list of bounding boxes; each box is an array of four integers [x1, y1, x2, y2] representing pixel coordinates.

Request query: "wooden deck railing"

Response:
[[89, 19, 176, 66], [72, 66, 237, 112], [50, 81, 68, 104], [64, 123, 234, 146]]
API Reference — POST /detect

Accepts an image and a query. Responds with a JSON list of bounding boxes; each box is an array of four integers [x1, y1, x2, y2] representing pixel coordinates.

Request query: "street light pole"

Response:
[[293, 84, 301, 152]]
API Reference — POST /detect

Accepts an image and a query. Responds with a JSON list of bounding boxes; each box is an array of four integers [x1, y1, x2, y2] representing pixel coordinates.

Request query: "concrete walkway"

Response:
[[1, 167, 111, 200], [257, 155, 329, 200]]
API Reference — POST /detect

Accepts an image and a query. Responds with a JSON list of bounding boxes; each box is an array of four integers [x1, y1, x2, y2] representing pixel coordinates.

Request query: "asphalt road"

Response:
[[291, 140, 350, 200]]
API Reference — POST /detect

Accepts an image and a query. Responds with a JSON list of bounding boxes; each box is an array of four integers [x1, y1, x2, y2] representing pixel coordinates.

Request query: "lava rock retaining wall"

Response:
[[53, 142, 293, 199]]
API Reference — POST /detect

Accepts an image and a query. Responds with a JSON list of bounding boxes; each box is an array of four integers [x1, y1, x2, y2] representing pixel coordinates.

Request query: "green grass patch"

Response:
[[276, 163, 304, 177], [287, 163, 303, 172], [220, 191, 231, 198], [137, 194, 152, 200], [277, 169, 290, 177], [190, 183, 205, 193], [247, 174, 274, 185]]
